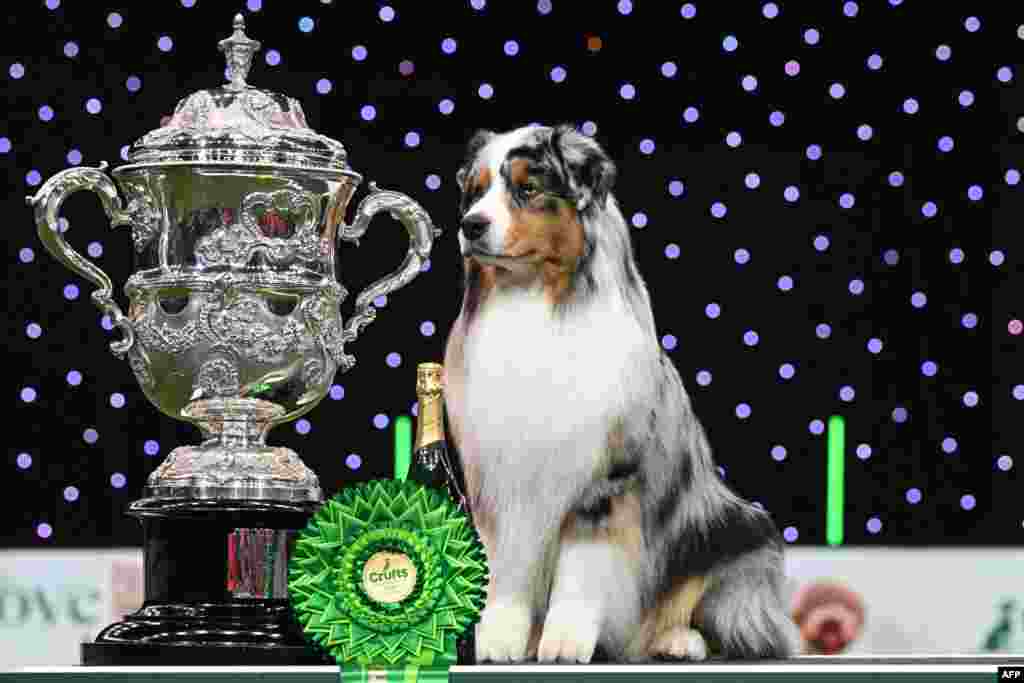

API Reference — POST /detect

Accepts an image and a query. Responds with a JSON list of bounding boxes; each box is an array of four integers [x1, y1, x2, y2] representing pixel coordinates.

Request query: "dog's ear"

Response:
[[456, 129, 497, 192], [550, 124, 617, 211], [464, 129, 497, 159]]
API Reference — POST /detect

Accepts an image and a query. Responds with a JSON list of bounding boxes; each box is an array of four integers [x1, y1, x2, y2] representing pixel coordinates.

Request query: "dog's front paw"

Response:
[[476, 601, 533, 662], [649, 626, 708, 661], [537, 600, 601, 663]]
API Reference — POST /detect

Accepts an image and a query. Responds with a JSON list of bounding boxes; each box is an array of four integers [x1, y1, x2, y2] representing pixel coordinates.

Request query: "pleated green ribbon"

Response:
[[288, 479, 487, 683]]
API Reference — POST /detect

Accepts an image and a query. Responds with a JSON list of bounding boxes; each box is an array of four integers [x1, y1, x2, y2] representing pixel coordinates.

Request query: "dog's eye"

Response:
[[520, 180, 542, 198]]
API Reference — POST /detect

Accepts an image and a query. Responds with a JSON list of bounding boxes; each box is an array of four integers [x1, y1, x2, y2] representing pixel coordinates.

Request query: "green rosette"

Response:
[[289, 479, 488, 675]]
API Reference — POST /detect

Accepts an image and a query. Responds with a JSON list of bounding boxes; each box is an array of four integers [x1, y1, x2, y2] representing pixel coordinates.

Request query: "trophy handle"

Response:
[[337, 181, 440, 370], [26, 162, 136, 358]]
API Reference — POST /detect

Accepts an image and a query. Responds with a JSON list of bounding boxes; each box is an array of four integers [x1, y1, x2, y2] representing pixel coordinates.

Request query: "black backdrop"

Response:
[[3, 0, 1021, 547]]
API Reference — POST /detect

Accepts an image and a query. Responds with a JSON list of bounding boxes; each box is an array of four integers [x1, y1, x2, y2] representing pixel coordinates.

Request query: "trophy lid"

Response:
[[122, 14, 350, 173]]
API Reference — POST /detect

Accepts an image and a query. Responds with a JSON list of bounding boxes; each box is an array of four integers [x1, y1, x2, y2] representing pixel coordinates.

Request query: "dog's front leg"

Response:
[[537, 540, 604, 663], [538, 538, 637, 663], [476, 598, 534, 663], [475, 516, 556, 662]]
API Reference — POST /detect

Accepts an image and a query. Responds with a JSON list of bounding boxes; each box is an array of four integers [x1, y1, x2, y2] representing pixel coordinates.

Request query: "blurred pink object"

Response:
[[111, 559, 144, 620], [791, 580, 866, 654]]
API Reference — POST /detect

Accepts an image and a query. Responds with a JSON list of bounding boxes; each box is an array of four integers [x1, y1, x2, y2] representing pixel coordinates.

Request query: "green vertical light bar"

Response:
[[826, 415, 845, 546], [394, 415, 412, 481]]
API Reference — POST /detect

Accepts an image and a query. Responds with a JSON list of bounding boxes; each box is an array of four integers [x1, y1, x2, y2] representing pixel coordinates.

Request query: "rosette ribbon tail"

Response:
[[340, 664, 452, 683]]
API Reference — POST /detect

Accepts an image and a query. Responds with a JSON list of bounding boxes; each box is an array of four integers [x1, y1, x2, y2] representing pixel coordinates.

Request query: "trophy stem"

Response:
[[144, 398, 323, 502], [189, 396, 277, 449]]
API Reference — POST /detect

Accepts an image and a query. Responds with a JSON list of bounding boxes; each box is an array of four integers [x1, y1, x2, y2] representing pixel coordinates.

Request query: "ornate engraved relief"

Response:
[[128, 348, 154, 389], [132, 287, 313, 365], [193, 190, 323, 269], [299, 286, 348, 370], [135, 316, 202, 356], [302, 358, 325, 388], [207, 298, 308, 363], [115, 176, 162, 253], [193, 356, 241, 399]]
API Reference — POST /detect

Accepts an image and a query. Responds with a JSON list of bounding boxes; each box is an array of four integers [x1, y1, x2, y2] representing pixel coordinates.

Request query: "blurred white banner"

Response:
[[0, 546, 1021, 666], [0, 549, 142, 667], [785, 547, 1024, 654]]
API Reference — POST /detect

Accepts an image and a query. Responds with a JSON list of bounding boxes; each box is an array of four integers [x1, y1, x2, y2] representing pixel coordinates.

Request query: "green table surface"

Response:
[[3, 657, 1024, 683]]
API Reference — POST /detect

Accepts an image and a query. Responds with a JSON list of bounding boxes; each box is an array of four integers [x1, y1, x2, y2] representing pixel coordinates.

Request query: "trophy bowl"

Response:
[[27, 14, 438, 504]]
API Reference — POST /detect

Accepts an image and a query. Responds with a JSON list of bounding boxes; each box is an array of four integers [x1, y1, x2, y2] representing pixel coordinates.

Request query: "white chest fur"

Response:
[[460, 288, 653, 506]]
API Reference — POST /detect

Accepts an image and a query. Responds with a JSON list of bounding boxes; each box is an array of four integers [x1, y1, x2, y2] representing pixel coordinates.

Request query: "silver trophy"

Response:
[[27, 14, 438, 504]]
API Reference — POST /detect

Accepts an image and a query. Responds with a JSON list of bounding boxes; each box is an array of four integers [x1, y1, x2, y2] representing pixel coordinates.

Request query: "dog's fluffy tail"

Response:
[[694, 546, 801, 659]]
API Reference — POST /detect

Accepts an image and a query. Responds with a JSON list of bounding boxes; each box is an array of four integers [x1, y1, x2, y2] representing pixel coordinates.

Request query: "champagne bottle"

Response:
[[414, 362, 477, 665], [413, 362, 469, 513]]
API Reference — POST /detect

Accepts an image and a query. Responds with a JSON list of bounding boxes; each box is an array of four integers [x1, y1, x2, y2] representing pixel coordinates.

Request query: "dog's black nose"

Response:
[[460, 214, 490, 241]]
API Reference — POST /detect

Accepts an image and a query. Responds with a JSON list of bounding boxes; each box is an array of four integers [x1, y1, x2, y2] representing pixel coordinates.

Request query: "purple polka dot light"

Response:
[[3, 0, 1018, 554]]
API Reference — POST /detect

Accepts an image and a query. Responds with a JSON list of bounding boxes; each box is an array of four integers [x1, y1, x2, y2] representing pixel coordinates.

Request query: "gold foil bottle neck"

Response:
[[416, 362, 443, 399], [415, 363, 445, 449]]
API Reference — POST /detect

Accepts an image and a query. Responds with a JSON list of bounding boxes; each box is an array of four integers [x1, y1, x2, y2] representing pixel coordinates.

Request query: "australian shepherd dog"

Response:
[[443, 125, 800, 663]]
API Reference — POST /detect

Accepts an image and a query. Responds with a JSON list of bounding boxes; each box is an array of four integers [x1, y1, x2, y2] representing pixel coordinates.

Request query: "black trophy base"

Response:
[[82, 497, 331, 666], [81, 599, 333, 665], [82, 642, 326, 666]]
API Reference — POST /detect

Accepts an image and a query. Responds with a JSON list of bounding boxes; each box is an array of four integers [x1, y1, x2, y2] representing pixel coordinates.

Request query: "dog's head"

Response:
[[454, 124, 617, 279]]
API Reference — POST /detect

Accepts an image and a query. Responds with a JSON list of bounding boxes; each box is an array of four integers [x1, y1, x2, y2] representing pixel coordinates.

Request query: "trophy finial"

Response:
[[218, 12, 261, 92]]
